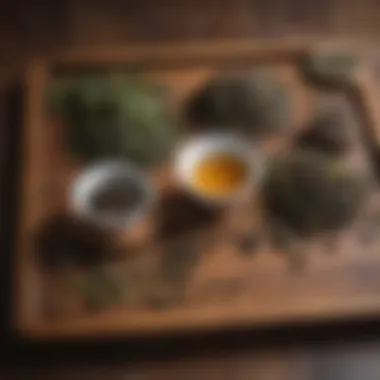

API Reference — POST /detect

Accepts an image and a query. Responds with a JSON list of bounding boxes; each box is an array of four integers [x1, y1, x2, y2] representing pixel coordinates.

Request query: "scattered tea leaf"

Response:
[[234, 232, 261, 256], [146, 289, 184, 311], [213, 277, 245, 297], [358, 223, 379, 245], [84, 268, 122, 312], [161, 240, 200, 284], [355, 211, 380, 246], [268, 219, 295, 252], [119, 279, 144, 307], [286, 245, 307, 273], [323, 235, 339, 254]]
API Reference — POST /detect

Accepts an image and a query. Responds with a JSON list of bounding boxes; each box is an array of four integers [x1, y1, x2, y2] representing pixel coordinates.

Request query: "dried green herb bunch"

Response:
[[49, 74, 177, 166]]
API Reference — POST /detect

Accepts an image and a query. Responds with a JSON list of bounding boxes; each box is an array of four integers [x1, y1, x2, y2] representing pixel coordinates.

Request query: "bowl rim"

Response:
[[69, 160, 155, 230], [173, 132, 263, 205]]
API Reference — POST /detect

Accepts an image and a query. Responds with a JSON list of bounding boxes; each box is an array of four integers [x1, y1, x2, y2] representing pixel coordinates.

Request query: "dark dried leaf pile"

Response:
[[263, 151, 367, 234], [187, 72, 289, 134], [35, 215, 112, 268], [297, 109, 350, 155]]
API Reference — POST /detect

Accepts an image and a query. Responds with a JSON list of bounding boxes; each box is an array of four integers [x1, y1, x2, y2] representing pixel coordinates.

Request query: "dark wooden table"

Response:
[[3, 1, 380, 379]]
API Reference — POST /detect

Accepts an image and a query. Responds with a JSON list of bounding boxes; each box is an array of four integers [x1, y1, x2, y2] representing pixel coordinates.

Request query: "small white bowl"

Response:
[[69, 161, 155, 231], [174, 132, 262, 205]]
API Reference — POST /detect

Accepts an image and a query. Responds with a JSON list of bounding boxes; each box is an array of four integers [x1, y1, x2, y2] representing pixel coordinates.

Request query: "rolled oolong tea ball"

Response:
[[187, 72, 290, 135], [297, 109, 350, 155], [263, 151, 367, 235]]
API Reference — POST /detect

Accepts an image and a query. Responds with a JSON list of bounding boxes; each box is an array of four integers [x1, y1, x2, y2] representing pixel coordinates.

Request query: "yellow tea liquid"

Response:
[[192, 153, 247, 197]]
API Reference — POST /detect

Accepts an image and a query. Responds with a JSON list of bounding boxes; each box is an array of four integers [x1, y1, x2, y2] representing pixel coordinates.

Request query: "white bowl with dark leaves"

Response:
[[69, 161, 155, 231]]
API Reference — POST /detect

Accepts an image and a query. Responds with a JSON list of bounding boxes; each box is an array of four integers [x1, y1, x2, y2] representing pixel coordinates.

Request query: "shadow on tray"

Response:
[[34, 214, 115, 269], [155, 190, 222, 241]]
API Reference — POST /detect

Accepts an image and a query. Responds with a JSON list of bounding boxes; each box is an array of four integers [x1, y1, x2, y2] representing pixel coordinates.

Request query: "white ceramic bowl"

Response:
[[69, 161, 155, 230], [174, 133, 262, 205]]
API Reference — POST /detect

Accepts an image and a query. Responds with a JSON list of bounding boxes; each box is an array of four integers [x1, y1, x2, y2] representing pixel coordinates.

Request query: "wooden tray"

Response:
[[15, 38, 380, 340]]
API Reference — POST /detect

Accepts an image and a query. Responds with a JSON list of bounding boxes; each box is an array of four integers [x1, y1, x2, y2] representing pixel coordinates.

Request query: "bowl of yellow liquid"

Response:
[[174, 133, 261, 205]]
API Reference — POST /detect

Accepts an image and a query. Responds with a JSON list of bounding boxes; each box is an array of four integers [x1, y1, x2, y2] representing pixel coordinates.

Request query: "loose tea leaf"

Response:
[[297, 109, 350, 155], [286, 245, 307, 273], [234, 231, 261, 256], [358, 224, 378, 245], [118, 275, 146, 307], [91, 178, 145, 218], [268, 219, 295, 252], [357, 212, 380, 245], [268, 220, 306, 271], [302, 51, 358, 85], [323, 234, 339, 254], [187, 72, 289, 134], [161, 240, 200, 284], [35, 215, 112, 268], [263, 151, 367, 235], [146, 287, 184, 311], [84, 268, 122, 311], [206, 277, 245, 298], [49, 75, 176, 166]]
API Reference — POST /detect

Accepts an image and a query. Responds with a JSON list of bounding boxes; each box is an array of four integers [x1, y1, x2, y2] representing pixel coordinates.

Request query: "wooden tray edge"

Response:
[[14, 36, 380, 340], [47, 36, 317, 65]]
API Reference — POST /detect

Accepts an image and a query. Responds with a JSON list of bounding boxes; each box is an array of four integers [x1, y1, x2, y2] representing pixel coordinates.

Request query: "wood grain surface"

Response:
[[3, 1, 380, 379], [11, 38, 380, 341]]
